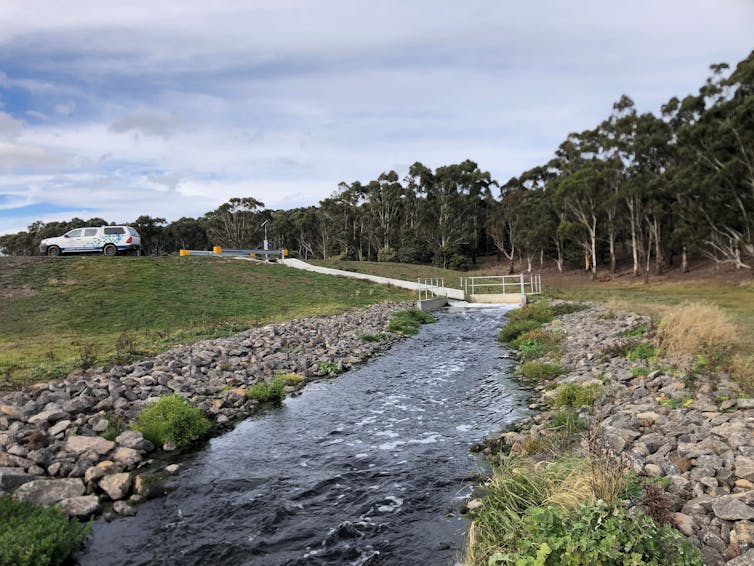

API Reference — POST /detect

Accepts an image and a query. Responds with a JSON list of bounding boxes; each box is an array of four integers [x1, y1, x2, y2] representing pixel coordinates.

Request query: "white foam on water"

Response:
[[377, 495, 404, 513]]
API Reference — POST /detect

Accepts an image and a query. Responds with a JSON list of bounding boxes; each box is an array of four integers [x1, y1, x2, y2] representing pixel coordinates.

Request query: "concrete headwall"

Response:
[[468, 293, 526, 305], [416, 297, 449, 312]]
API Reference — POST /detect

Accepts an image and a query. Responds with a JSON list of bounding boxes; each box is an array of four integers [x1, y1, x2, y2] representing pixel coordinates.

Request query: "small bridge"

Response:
[[416, 273, 542, 310]]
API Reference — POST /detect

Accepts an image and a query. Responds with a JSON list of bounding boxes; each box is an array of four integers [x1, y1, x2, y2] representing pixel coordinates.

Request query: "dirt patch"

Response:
[[0, 286, 37, 298]]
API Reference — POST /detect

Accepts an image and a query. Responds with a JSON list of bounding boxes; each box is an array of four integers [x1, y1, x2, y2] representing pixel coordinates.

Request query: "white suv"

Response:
[[40, 226, 142, 256]]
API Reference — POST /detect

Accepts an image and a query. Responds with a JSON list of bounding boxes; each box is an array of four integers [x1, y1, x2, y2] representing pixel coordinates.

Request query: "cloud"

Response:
[[0, 111, 23, 139], [54, 102, 75, 116], [109, 108, 179, 139], [0, 142, 70, 171]]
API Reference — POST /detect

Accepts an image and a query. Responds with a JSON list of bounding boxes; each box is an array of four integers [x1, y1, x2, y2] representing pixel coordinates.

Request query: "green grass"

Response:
[[553, 383, 602, 408], [132, 394, 212, 448], [516, 361, 563, 380], [245, 377, 286, 402], [387, 309, 436, 335], [0, 256, 412, 388], [0, 496, 91, 566]]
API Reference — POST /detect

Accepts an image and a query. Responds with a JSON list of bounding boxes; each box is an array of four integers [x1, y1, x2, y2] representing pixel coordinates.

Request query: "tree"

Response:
[[204, 197, 265, 248]]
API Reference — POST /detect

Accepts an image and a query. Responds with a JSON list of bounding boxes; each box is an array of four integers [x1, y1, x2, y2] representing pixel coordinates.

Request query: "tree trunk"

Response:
[[680, 245, 689, 273]]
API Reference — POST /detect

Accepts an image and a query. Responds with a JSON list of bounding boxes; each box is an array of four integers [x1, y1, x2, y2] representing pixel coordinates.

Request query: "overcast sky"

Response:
[[0, 1, 752, 234]]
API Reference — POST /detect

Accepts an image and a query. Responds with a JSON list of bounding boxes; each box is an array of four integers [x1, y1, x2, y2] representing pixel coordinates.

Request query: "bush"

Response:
[[388, 309, 436, 335], [318, 360, 341, 375], [517, 361, 563, 380], [246, 377, 286, 402], [360, 332, 386, 342], [488, 501, 702, 565], [133, 394, 211, 448], [376, 245, 397, 262], [0, 496, 91, 566], [278, 372, 305, 385], [554, 383, 602, 408]]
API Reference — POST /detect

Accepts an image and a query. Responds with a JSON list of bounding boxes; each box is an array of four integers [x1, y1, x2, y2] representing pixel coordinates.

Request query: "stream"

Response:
[[77, 304, 531, 565]]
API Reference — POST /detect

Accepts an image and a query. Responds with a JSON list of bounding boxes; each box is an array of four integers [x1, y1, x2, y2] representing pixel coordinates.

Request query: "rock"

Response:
[[59, 495, 100, 517], [164, 464, 180, 475], [712, 496, 754, 521], [736, 398, 754, 409], [731, 521, 754, 546], [735, 456, 754, 482], [99, 472, 131, 500], [115, 430, 154, 452], [0, 467, 33, 490], [66, 435, 115, 456], [672, 512, 695, 536], [682, 495, 716, 515], [47, 419, 71, 436], [13, 478, 85, 506], [92, 419, 109, 433], [84, 465, 106, 484], [113, 500, 136, 516], [163, 441, 177, 451], [726, 549, 754, 565], [465, 498, 483, 513], [27, 409, 67, 425], [644, 463, 662, 477], [111, 447, 142, 467]]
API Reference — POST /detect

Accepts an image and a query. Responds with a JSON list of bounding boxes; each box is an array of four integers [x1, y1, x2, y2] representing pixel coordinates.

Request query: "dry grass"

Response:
[[654, 302, 738, 361]]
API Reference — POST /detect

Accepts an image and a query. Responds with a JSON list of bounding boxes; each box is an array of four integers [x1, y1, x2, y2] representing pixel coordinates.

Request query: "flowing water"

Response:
[[78, 305, 532, 566]]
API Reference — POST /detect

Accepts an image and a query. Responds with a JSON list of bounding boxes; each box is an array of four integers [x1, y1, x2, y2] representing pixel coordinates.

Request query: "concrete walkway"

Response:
[[281, 258, 466, 300]]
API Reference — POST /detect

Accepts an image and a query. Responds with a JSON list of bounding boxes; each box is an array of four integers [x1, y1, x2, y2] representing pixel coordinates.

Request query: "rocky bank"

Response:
[[0, 301, 412, 518], [499, 303, 754, 565]]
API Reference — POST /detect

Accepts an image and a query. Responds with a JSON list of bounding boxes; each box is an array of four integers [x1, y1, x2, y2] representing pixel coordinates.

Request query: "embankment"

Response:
[[486, 303, 754, 565]]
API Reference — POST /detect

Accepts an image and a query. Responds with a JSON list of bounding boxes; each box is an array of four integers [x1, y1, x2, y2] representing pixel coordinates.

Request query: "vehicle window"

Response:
[[83, 228, 98, 237], [66, 229, 83, 238], [104, 227, 125, 235]]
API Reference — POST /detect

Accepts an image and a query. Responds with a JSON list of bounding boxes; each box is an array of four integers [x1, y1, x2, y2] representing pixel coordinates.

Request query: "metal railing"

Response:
[[460, 273, 542, 296], [417, 277, 447, 301], [179, 247, 285, 260]]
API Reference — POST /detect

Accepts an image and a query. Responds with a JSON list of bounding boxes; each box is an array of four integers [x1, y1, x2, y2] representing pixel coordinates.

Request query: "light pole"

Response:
[[262, 220, 269, 251]]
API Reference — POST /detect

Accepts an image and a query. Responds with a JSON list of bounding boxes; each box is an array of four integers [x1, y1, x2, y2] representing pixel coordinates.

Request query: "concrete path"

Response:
[[281, 258, 466, 300]]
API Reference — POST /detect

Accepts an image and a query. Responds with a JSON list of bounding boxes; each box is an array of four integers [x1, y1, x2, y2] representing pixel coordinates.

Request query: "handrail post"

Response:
[[519, 272, 525, 296]]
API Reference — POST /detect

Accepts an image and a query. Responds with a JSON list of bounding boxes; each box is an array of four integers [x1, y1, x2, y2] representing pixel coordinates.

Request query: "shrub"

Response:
[[655, 302, 738, 362], [387, 309, 436, 335], [0, 496, 91, 566], [376, 245, 397, 262], [622, 324, 649, 337], [246, 377, 286, 402], [517, 361, 563, 381], [554, 383, 602, 408], [278, 372, 305, 385], [133, 394, 211, 448]]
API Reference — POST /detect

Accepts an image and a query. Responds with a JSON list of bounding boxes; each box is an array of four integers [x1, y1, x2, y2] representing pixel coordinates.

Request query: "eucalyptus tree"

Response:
[[204, 197, 265, 248]]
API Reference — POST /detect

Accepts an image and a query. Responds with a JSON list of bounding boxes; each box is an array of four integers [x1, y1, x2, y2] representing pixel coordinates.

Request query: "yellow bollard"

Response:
[[179, 249, 190, 257], [283, 248, 289, 257], [212, 246, 222, 254], [250, 252, 256, 258]]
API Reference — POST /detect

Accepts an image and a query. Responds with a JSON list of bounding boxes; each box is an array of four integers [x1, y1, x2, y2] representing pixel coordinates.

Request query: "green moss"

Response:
[[132, 394, 211, 448]]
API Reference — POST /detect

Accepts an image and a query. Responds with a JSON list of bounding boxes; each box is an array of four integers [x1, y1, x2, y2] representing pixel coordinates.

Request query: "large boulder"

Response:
[[65, 435, 115, 456], [99, 473, 132, 500], [0, 467, 33, 490], [59, 495, 100, 517], [13, 478, 85, 506]]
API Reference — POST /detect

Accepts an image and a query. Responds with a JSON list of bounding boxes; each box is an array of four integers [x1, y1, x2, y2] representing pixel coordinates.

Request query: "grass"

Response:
[[510, 329, 560, 360], [387, 309, 436, 335], [553, 383, 602, 408], [516, 361, 563, 381], [245, 377, 286, 403], [0, 496, 91, 566], [0, 256, 412, 389], [132, 394, 212, 448]]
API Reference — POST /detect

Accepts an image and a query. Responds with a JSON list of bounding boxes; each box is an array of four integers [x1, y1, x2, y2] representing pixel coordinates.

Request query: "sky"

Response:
[[0, 1, 752, 235]]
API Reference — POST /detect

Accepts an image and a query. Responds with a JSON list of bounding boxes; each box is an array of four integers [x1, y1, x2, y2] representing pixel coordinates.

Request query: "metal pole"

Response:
[[520, 272, 525, 296]]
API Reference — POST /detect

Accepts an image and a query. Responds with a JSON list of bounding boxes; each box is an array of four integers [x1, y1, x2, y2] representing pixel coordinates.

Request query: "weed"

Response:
[[554, 383, 602, 408], [626, 342, 656, 362], [631, 366, 651, 378], [642, 483, 673, 525], [102, 415, 127, 441], [622, 324, 649, 337], [360, 332, 386, 342], [655, 302, 737, 363], [114, 331, 139, 363], [588, 427, 627, 508], [550, 409, 585, 435], [318, 361, 341, 376], [133, 394, 211, 448], [246, 377, 286, 402], [74, 340, 97, 370], [0, 496, 91, 566], [657, 396, 693, 409], [387, 309, 436, 335], [510, 329, 560, 360], [498, 318, 541, 342], [516, 361, 563, 381], [278, 372, 305, 385]]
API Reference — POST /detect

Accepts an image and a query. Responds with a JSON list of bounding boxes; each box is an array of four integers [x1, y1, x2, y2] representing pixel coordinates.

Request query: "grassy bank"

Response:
[[0, 256, 412, 388]]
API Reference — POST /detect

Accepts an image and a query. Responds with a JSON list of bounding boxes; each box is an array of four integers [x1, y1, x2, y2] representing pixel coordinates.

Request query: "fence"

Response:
[[417, 277, 448, 301], [460, 273, 542, 297]]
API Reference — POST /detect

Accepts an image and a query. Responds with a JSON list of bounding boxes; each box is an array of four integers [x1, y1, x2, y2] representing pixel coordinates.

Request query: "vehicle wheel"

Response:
[[103, 244, 117, 256], [47, 246, 61, 257]]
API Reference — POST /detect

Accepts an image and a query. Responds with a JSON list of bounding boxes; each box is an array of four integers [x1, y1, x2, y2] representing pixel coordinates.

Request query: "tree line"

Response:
[[2, 51, 752, 276]]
